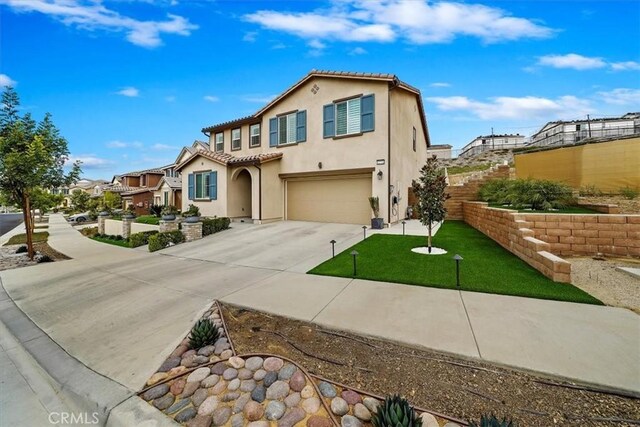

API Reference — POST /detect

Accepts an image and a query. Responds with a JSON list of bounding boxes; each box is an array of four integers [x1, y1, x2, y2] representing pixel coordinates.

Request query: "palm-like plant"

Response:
[[372, 395, 422, 427]]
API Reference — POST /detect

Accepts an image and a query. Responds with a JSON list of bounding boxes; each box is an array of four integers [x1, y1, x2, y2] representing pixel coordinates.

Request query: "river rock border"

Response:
[[139, 301, 466, 427]]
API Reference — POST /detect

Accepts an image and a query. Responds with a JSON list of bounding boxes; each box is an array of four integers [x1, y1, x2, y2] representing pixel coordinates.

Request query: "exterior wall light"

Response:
[[377, 170, 383, 180]]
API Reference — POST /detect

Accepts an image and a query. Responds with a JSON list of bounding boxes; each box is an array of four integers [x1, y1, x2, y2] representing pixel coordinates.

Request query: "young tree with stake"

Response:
[[0, 87, 81, 259], [412, 155, 449, 253]]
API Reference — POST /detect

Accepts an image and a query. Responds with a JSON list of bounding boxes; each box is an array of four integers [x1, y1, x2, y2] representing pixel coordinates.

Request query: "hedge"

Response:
[[129, 230, 159, 248], [202, 217, 231, 236], [148, 230, 185, 252]]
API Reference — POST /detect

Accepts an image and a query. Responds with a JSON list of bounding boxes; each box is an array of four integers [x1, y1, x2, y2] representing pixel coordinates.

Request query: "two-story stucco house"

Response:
[[175, 70, 430, 226]]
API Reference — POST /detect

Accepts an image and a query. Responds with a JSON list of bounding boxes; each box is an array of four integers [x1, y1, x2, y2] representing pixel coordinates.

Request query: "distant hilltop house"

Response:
[[427, 144, 452, 159], [459, 134, 526, 158], [174, 69, 431, 226], [529, 112, 640, 148]]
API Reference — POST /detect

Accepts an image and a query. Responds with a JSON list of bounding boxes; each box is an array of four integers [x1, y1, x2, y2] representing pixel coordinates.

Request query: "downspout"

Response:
[[253, 162, 262, 222], [387, 83, 393, 225]]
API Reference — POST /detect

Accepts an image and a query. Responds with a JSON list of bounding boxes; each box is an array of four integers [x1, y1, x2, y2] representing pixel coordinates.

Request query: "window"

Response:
[[413, 126, 417, 152], [163, 191, 169, 206], [336, 98, 361, 136], [269, 111, 306, 146], [231, 128, 241, 151], [195, 172, 210, 199], [215, 132, 224, 152], [188, 171, 217, 201], [250, 124, 261, 147], [323, 94, 374, 138]]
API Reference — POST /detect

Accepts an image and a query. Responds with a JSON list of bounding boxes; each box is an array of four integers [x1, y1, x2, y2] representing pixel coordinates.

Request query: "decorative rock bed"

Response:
[[140, 302, 464, 427]]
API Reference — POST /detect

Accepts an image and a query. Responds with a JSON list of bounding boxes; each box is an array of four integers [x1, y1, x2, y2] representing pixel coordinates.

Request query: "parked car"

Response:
[[68, 212, 90, 223]]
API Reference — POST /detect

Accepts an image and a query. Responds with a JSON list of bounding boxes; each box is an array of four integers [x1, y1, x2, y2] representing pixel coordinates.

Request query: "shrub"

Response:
[[468, 415, 515, 427], [372, 395, 422, 427], [149, 204, 163, 217], [202, 217, 231, 236], [479, 178, 574, 211], [188, 318, 221, 349], [148, 230, 184, 252], [36, 254, 53, 263], [16, 245, 28, 254], [620, 187, 639, 200], [579, 184, 603, 197], [80, 226, 99, 237], [129, 230, 159, 248], [182, 204, 200, 218], [161, 205, 179, 216]]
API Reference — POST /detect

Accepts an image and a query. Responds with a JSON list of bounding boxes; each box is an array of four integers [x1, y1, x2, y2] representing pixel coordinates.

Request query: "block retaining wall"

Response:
[[462, 202, 571, 282], [444, 165, 511, 220]]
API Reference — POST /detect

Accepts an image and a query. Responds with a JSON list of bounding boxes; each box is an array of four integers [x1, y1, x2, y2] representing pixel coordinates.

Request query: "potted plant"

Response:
[[161, 205, 178, 221], [182, 204, 201, 223], [368, 196, 384, 229]]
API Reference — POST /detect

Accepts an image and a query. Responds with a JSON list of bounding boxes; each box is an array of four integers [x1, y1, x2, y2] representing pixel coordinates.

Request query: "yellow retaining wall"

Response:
[[515, 137, 640, 192]]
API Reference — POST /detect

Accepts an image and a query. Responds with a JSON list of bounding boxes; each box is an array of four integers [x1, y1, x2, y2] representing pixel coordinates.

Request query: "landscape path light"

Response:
[[351, 250, 359, 276], [453, 254, 463, 288], [362, 225, 367, 240], [330, 239, 336, 258], [402, 220, 406, 235]]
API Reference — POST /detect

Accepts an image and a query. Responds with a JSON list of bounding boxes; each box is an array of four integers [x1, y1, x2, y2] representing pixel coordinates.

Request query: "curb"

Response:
[[0, 277, 154, 426]]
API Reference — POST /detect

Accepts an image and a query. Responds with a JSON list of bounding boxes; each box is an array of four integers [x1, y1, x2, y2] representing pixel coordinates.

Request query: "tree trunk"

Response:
[[22, 195, 35, 260], [427, 222, 432, 253]]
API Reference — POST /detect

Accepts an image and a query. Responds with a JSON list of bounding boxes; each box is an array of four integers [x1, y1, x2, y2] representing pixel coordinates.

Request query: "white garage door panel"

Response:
[[287, 176, 372, 224]]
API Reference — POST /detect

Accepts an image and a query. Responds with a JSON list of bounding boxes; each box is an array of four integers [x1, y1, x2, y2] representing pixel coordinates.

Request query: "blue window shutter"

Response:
[[269, 118, 278, 147], [187, 173, 194, 200], [361, 94, 375, 132], [296, 110, 307, 142], [209, 171, 217, 200], [323, 104, 335, 138]]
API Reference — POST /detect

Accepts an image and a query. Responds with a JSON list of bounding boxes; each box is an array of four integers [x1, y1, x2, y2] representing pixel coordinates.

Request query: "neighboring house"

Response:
[[153, 176, 182, 207], [530, 112, 640, 147], [174, 70, 430, 225], [427, 144, 453, 159], [459, 134, 526, 158], [51, 179, 109, 207], [117, 168, 166, 215]]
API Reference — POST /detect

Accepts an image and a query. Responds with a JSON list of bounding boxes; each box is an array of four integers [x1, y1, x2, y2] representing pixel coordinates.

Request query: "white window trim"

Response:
[[231, 128, 241, 151], [335, 97, 362, 136], [277, 113, 297, 146], [215, 132, 224, 152], [194, 172, 210, 200], [250, 124, 261, 147]]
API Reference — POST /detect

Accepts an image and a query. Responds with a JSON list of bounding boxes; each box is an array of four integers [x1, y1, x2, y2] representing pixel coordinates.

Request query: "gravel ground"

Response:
[[570, 257, 640, 314], [0, 242, 69, 271], [223, 304, 640, 427], [578, 196, 640, 214]]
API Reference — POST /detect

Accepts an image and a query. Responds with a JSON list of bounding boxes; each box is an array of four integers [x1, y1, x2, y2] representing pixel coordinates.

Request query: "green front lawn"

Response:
[[135, 215, 160, 225], [309, 221, 601, 305], [91, 236, 131, 248], [5, 232, 49, 245]]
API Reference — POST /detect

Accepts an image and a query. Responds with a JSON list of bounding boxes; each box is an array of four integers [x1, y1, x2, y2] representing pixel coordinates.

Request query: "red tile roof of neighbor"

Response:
[[201, 70, 430, 146], [174, 150, 283, 171]]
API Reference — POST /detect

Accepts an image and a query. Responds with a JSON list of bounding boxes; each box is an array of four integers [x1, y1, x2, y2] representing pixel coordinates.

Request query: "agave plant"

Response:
[[468, 415, 515, 427], [188, 318, 220, 349], [372, 395, 422, 427]]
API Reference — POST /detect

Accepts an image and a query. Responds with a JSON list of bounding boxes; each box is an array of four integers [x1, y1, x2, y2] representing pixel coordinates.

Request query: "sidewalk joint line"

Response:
[[458, 290, 482, 359], [310, 278, 355, 323]]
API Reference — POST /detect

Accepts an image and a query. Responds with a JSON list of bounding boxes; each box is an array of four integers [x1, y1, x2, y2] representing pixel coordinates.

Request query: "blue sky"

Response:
[[1, 0, 639, 179]]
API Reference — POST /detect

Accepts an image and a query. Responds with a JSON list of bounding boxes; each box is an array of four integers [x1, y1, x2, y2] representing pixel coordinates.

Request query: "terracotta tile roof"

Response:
[[103, 185, 137, 193], [121, 186, 154, 196], [202, 116, 257, 133], [119, 167, 166, 178], [174, 150, 283, 171]]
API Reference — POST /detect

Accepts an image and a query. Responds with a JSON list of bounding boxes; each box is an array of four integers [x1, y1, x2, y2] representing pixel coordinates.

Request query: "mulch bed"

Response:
[[222, 304, 640, 427]]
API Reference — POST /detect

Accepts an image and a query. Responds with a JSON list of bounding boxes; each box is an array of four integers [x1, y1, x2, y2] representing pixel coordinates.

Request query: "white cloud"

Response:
[[106, 140, 143, 148], [203, 95, 219, 102], [1, 0, 198, 48], [243, 31, 258, 42], [427, 94, 593, 120], [308, 39, 326, 49], [349, 47, 367, 55], [537, 53, 606, 70], [610, 61, 640, 71], [151, 143, 178, 150], [244, 0, 553, 46], [243, 94, 277, 103], [0, 73, 16, 87], [430, 82, 451, 88], [165, 95, 176, 102], [116, 87, 139, 97], [597, 88, 640, 106], [67, 154, 114, 169]]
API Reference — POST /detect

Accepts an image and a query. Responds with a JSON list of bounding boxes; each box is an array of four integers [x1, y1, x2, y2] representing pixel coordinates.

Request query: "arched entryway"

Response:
[[229, 168, 253, 220]]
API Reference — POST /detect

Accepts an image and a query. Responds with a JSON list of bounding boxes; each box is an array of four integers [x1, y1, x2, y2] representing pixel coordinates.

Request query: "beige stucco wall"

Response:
[[207, 76, 392, 221], [227, 167, 254, 218], [131, 223, 159, 233], [260, 160, 284, 222], [179, 158, 228, 217], [389, 88, 429, 223], [104, 219, 122, 236], [153, 182, 178, 207]]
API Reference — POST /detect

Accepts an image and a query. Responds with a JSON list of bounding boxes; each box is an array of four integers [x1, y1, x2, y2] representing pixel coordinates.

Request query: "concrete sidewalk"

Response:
[[1, 214, 639, 397]]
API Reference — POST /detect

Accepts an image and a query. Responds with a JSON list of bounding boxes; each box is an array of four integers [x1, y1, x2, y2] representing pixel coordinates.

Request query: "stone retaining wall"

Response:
[[462, 202, 571, 282], [517, 213, 640, 257], [444, 165, 510, 220]]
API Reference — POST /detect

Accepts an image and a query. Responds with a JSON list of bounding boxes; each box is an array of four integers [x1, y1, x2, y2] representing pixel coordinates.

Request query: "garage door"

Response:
[[286, 175, 372, 224]]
